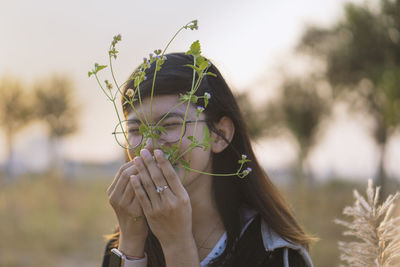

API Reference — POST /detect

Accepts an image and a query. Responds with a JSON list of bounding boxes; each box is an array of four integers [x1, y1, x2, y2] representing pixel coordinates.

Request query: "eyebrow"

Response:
[[127, 112, 185, 125]]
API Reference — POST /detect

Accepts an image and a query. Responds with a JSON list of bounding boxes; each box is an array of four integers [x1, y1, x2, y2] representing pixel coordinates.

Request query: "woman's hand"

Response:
[[107, 161, 148, 258], [130, 149, 200, 266]]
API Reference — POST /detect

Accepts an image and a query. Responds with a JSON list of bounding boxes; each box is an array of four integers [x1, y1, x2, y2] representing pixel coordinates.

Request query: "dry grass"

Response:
[[0, 173, 398, 266], [0, 174, 117, 267], [335, 180, 400, 267], [281, 179, 360, 267]]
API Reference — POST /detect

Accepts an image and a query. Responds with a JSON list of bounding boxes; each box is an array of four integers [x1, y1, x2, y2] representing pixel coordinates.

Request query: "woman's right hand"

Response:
[[107, 160, 148, 258]]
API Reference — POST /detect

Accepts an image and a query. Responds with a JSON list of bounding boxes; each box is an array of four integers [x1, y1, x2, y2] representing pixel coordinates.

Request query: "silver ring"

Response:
[[156, 185, 169, 193]]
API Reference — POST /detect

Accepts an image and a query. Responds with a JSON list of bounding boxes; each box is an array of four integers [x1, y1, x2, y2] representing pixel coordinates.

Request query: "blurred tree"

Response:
[[0, 77, 34, 179], [265, 77, 331, 184], [236, 77, 331, 184], [236, 92, 267, 140], [34, 75, 79, 173], [298, 0, 400, 193]]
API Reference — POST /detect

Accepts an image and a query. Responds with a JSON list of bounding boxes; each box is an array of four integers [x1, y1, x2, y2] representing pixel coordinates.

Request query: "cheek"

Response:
[[180, 138, 212, 170]]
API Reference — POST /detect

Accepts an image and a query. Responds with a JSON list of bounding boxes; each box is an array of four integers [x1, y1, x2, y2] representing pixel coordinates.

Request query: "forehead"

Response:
[[127, 95, 195, 121]]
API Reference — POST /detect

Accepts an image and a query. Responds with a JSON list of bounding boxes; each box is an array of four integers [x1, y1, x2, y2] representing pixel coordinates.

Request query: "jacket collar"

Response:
[[241, 208, 313, 267], [260, 219, 313, 267]]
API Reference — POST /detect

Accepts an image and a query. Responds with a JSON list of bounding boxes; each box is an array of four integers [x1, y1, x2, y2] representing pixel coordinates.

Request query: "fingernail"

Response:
[[134, 156, 142, 166], [140, 149, 151, 158], [154, 149, 163, 158]]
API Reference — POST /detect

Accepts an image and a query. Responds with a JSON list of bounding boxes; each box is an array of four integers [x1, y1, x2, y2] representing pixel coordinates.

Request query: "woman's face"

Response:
[[126, 94, 213, 187]]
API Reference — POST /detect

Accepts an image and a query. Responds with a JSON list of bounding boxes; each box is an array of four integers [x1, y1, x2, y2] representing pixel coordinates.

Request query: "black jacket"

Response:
[[102, 215, 309, 267]]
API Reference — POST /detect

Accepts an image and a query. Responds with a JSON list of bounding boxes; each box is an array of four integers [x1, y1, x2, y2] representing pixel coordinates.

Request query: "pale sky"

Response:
[[1, 0, 399, 180]]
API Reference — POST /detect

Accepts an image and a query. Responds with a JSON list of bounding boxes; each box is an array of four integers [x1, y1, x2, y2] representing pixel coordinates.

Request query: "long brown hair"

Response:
[[106, 53, 314, 266]]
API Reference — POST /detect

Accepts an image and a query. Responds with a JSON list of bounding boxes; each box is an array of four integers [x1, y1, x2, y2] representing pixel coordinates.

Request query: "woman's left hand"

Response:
[[130, 148, 193, 246]]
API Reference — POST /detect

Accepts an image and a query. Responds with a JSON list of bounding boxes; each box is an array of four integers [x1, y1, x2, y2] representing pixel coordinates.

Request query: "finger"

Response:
[[107, 161, 131, 195], [134, 156, 162, 205], [140, 149, 173, 198], [130, 174, 152, 212], [119, 179, 135, 208], [154, 149, 186, 197], [107, 161, 137, 195], [109, 164, 138, 202]]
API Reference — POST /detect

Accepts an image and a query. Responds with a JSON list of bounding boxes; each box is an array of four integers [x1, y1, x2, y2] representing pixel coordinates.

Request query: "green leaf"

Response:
[[190, 95, 198, 104], [187, 136, 199, 145], [89, 63, 107, 77], [163, 144, 180, 164], [155, 125, 167, 135], [203, 125, 210, 139], [200, 125, 214, 151], [95, 63, 107, 72], [179, 159, 190, 169], [199, 60, 209, 71], [186, 40, 201, 57], [150, 133, 160, 140], [206, 72, 217, 77], [179, 93, 191, 102], [196, 56, 205, 66], [184, 64, 200, 73], [139, 124, 148, 135]]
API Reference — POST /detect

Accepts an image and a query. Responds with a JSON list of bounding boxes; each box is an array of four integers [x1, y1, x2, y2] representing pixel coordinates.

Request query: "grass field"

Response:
[[0, 173, 396, 266]]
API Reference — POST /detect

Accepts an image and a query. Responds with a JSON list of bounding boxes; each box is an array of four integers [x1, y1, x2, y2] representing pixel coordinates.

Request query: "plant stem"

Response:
[[149, 23, 189, 150], [176, 100, 192, 152], [182, 116, 201, 184], [94, 74, 112, 101], [154, 101, 186, 128], [111, 97, 132, 151], [182, 165, 239, 177], [109, 47, 120, 100]]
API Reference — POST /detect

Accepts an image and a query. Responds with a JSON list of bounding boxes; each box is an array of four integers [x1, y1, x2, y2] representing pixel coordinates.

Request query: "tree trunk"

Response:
[[296, 145, 310, 186], [5, 129, 15, 180], [373, 106, 388, 200], [48, 135, 64, 177], [376, 143, 387, 200]]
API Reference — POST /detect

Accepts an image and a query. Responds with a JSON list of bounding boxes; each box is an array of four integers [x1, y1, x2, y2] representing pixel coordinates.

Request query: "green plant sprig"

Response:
[[181, 154, 252, 179], [148, 20, 200, 150], [89, 19, 252, 178]]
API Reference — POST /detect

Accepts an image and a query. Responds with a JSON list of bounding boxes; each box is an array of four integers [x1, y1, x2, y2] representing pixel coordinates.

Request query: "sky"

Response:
[[1, 0, 399, 180]]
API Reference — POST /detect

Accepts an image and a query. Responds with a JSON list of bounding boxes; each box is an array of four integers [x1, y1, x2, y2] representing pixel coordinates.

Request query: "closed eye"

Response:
[[162, 122, 182, 129], [127, 129, 140, 135]]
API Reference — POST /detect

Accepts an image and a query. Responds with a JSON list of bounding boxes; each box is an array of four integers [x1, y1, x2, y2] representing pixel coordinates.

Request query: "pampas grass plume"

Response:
[[335, 179, 400, 267]]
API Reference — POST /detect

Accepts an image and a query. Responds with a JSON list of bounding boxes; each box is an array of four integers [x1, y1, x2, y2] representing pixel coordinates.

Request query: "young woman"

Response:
[[102, 53, 314, 267]]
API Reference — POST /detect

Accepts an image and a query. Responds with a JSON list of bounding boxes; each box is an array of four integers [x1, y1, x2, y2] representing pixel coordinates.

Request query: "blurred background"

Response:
[[1, 0, 399, 266]]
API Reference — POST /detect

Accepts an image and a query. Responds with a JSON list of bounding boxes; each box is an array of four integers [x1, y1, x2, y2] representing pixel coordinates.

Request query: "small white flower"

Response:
[[204, 92, 211, 99], [197, 106, 205, 113]]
